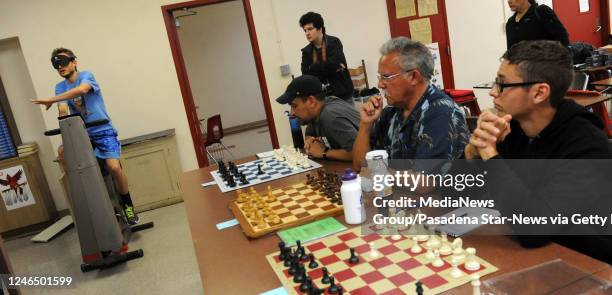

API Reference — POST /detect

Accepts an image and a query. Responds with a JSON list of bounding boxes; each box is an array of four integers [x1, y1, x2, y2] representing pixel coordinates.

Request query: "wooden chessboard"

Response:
[[266, 227, 498, 294], [229, 183, 343, 238]]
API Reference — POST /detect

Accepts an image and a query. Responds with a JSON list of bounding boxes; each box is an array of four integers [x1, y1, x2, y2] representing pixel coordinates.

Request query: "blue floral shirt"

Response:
[[370, 85, 469, 163]]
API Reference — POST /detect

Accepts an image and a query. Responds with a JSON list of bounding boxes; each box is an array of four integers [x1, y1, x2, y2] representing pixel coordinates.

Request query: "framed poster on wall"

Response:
[[0, 165, 34, 211]]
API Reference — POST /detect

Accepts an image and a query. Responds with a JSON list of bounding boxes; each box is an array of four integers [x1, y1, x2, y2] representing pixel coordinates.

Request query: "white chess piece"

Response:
[[431, 250, 444, 268], [451, 237, 463, 250], [369, 242, 380, 258], [439, 241, 453, 256], [391, 228, 402, 241], [450, 258, 463, 278], [425, 235, 441, 249], [471, 274, 481, 295], [464, 247, 481, 271], [410, 237, 423, 254], [425, 246, 435, 260]]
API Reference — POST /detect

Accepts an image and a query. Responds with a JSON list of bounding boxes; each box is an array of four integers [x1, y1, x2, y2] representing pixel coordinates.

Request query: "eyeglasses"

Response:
[[492, 77, 544, 94], [377, 69, 416, 83]]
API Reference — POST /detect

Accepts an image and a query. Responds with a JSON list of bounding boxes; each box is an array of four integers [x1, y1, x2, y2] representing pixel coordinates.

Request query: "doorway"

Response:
[[161, 0, 279, 168]]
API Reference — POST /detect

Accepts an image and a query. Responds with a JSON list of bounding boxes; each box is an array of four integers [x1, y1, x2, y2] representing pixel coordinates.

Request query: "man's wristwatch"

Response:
[[322, 147, 330, 160]]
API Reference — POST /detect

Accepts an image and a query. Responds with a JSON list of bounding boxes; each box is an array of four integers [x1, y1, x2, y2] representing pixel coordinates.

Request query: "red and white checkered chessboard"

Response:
[[266, 227, 498, 294]]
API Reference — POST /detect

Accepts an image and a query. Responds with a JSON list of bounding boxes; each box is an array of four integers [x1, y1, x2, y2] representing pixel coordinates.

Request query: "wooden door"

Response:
[[554, 0, 606, 47], [385, 0, 455, 89]]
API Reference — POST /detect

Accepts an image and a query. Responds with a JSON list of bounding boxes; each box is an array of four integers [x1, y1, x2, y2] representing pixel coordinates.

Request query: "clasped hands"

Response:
[[465, 110, 512, 160], [304, 136, 326, 159]]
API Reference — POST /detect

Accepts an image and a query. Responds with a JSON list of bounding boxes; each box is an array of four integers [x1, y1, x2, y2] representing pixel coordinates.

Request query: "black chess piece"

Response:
[[348, 248, 359, 264], [299, 276, 313, 293], [257, 164, 264, 175], [227, 178, 236, 187], [308, 287, 323, 295], [284, 249, 294, 267], [278, 242, 287, 261], [299, 246, 309, 261], [308, 253, 319, 269], [321, 267, 331, 284], [416, 281, 424, 295], [288, 256, 298, 276], [240, 173, 249, 185], [293, 264, 306, 283], [327, 276, 340, 294]]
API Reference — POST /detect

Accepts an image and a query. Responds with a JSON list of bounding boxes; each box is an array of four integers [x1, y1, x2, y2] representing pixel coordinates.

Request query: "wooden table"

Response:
[[566, 92, 612, 107], [591, 78, 612, 87], [181, 157, 611, 294]]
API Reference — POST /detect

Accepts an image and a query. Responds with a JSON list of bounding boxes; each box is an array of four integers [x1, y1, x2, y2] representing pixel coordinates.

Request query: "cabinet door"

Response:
[[120, 140, 180, 211]]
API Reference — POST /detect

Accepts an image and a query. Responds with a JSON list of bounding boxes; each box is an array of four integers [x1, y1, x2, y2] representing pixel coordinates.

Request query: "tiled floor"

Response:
[[3, 202, 203, 295]]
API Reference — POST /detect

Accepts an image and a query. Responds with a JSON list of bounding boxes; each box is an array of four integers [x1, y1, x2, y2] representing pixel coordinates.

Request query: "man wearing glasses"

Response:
[[465, 40, 611, 263], [352, 37, 469, 171], [32, 48, 139, 225]]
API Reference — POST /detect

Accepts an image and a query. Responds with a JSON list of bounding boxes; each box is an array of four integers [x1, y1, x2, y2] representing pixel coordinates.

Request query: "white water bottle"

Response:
[[341, 168, 366, 224]]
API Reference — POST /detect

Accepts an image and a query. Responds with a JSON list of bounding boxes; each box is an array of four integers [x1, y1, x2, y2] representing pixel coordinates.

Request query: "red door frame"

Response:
[[161, 0, 279, 168], [384, 0, 455, 89]]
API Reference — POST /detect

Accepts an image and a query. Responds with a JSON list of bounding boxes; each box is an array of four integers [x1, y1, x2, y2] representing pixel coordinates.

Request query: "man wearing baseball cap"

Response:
[[277, 75, 359, 161]]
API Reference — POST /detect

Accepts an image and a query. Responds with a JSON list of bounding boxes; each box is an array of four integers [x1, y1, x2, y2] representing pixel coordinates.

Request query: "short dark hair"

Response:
[[51, 47, 75, 59], [502, 40, 573, 108], [297, 92, 325, 102], [299, 12, 325, 34]]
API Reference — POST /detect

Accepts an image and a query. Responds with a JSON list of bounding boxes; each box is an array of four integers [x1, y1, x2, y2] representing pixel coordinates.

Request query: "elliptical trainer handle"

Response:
[[44, 128, 61, 136], [44, 118, 109, 136], [85, 119, 109, 128]]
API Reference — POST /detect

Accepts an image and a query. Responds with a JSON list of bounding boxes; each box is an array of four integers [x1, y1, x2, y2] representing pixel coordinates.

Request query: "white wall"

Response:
[[0, 38, 67, 210], [251, 0, 391, 145], [446, 0, 509, 110], [0, 0, 196, 210], [178, 1, 267, 128]]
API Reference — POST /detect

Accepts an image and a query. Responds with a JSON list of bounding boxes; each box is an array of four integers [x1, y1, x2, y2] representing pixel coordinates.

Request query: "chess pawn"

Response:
[[464, 247, 481, 271], [450, 257, 463, 278], [368, 242, 380, 258], [431, 250, 445, 268], [410, 237, 423, 254], [425, 246, 436, 260]]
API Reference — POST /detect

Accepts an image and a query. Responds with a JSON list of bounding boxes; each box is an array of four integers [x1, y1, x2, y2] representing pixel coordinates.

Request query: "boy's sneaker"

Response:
[[123, 205, 139, 225]]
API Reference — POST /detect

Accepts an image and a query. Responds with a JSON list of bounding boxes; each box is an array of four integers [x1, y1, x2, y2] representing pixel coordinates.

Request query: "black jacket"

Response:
[[301, 35, 354, 101], [506, 4, 570, 49], [484, 99, 612, 264]]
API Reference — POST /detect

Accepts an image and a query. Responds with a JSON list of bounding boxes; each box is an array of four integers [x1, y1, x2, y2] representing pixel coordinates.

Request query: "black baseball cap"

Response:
[[276, 75, 324, 104]]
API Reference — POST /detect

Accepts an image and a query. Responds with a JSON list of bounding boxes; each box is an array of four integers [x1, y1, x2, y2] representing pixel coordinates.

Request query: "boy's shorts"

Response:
[[89, 129, 121, 159]]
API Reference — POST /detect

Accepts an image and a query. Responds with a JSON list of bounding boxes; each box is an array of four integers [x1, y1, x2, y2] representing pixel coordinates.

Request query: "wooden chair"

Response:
[[202, 114, 235, 164], [348, 59, 370, 93]]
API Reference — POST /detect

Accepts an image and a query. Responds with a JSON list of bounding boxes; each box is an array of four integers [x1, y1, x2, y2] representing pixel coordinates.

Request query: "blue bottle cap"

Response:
[[341, 168, 357, 181]]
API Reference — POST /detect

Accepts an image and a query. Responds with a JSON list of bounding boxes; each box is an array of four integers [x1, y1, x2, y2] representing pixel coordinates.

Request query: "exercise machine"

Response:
[[45, 114, 153, 272]]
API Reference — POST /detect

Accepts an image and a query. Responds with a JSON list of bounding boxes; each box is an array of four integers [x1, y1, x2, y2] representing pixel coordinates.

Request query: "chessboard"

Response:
[[229, 177, 343, 238], [266, 226, 498, 294], [208, 151, 322, 193]]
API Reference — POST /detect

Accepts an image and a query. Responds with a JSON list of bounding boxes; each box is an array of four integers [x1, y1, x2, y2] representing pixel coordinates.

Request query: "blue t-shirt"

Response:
[[55, 71, 114, 134]]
